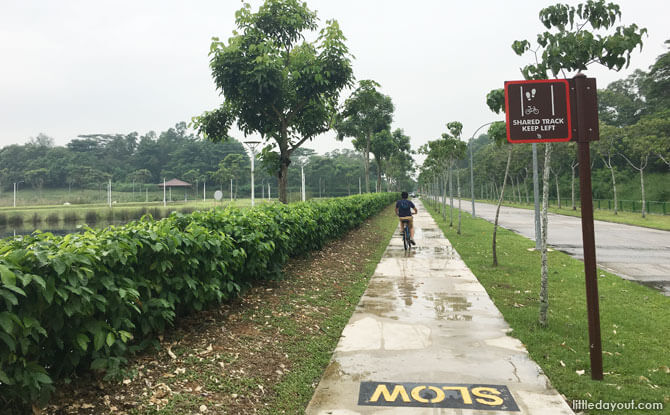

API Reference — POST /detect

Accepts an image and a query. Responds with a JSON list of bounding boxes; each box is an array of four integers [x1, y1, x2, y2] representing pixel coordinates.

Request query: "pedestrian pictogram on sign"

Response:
[[504, 79, 572, 143]]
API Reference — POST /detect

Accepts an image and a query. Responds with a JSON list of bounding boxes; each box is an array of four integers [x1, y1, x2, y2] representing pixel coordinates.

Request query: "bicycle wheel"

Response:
[[402, 222, 410, 250]]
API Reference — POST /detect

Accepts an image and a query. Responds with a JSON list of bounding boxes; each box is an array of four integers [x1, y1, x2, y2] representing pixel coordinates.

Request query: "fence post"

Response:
[[608, 200, 610, 210], [664, 202, 667, 215], [632, 200, 635, 213]]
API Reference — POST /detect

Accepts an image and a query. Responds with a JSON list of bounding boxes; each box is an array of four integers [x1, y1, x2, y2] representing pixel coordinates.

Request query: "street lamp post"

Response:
[[244, 141, 261, 207], [13, 181, 24, 208], [299, 157, 308, 202]]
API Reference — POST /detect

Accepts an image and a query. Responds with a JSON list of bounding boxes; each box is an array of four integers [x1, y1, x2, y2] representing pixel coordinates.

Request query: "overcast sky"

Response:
[[0, 0, 667, 160]]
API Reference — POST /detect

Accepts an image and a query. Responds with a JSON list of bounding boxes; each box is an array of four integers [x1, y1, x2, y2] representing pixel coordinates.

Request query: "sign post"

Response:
[[573, 73, 603, 380], [504, 75, 603, 380], [504, 79, 572, 143]]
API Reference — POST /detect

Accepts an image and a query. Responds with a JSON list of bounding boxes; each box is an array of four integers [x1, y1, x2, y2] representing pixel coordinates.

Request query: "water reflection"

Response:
[[397, 277, 417, 306], [424, 293, 473, 321], [0, 220, 127, 239]]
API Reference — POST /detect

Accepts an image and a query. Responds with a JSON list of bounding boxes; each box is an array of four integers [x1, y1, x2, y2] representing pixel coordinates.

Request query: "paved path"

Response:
[[466, 201, 670, 296], [306, 200, 574, 414]]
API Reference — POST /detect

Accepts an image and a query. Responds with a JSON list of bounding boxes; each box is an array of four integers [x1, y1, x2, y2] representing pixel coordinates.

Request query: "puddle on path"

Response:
[[360, 273, 478, 322], [384, 245, 456, 260]]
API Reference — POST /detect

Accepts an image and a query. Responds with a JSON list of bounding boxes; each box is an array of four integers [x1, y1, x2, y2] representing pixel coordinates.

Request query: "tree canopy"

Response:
[[336, 80, 395, 193], [194, 0, 354, 203]]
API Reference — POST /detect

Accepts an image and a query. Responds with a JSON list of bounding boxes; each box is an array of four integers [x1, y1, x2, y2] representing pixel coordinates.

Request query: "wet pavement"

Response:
[[306, 200, 574, 414], [467, 201, 670, 296]]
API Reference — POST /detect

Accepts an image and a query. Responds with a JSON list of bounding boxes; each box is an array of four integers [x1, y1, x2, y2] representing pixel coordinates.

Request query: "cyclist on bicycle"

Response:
[[396, 191, 417, 245]]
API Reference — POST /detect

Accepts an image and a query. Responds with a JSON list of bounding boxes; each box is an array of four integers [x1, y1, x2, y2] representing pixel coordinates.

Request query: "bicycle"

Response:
[[525, 105, 540, 115], [401, 219, 411, 251]]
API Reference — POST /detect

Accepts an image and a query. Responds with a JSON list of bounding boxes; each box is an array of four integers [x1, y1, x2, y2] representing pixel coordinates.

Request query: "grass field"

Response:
[[424, 200, 670, 414]]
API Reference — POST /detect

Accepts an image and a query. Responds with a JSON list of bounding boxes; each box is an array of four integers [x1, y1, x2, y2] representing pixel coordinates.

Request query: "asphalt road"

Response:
[[452, 200, 670, 296]]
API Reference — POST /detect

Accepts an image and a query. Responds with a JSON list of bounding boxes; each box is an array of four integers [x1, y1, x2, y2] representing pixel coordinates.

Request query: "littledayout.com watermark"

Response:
[[572, 399, 664, 412]]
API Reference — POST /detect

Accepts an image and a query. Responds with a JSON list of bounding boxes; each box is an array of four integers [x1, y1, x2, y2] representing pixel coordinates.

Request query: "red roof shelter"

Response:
[[157, 178, 192, 201], [157, 178, 192, 188]]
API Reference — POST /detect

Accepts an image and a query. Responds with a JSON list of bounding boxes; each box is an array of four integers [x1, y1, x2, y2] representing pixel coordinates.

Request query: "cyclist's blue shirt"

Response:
[[396, 199, 416, 217]]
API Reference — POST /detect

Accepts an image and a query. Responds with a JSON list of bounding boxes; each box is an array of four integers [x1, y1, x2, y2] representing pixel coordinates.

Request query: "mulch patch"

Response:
[[44, 207, 393, 415]]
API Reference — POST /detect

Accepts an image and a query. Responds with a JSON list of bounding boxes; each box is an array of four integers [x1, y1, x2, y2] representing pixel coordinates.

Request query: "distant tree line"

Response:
[[0, 121, 413, 200]]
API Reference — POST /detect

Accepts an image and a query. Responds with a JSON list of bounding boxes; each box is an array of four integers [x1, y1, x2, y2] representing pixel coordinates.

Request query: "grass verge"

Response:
[[44, 204, 398, 415], [479, 199, 670, 231], [424, 200, 670, 414]]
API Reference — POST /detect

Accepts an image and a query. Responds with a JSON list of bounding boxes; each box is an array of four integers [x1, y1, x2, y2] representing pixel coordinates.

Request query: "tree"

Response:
[[25, 168, 48, 197], [420, 133, 465, 222], [384, 129, 414, 192], [511, 0, 647, 327], [336, 80, 394, 193], [598, 71, 646, 127], [619, 114, 667, 217], [549, 142, 574, 209], [195, 0, 354, 203], [128, 169, 153, 185], [211, 154, 246, 199], [370, 130, 393, 192], [369, 128, 412, 192], [183, 169, 201, 197], [485, 89, 513, 267], [28, 133, 55, 148], [595, 123, 623, 214], [0, 168, 8, 195], [644, 110, 670, 168], [641, 40, 670, 114], [445, 122, 465, 228]]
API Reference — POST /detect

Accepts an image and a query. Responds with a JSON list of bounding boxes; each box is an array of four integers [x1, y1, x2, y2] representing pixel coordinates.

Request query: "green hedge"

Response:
[[0, 193, 397, 408]]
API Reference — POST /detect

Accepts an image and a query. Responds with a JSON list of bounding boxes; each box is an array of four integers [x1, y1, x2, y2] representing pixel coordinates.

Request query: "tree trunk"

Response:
[[364, 133, 371, 193], [516, 176, 522, 203], [640, 165, 646, 218], [457, 170, 462, 235], [376, 160, 382, 193], [554, 172, 561, 209], [492, 148, 512, 267], [539, 143, 552, 327], [442, 173, 447, 220], [449, 164, 453, 227], [524, 171, 530, 204], [610, 164, 618, 215], [278, 158, 289, 204]]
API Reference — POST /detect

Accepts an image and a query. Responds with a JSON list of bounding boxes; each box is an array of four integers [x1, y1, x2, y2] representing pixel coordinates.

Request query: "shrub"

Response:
[[0, 193, 398, 410], [0, 213, 7, 227]]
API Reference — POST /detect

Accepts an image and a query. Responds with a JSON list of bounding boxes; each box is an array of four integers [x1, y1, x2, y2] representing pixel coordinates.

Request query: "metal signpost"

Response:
[[505, 74, 603, 380]]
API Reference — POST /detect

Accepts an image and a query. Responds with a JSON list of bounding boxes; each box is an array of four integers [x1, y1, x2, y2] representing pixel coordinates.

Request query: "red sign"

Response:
[[504, 79, 572, 143]]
